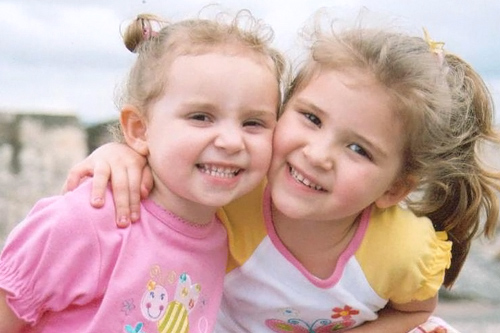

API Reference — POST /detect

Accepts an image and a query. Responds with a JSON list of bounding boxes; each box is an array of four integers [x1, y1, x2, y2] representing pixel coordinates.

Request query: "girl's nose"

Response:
[[214, 125, 245, 153], [303, 141, 334, 170]]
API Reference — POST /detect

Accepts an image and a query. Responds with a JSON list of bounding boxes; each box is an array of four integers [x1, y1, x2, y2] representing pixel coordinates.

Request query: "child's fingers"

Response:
[[127, 165, 155, 222], [109, 167, 132, 228], [90, 161, 112, 208], [62, 162, 94, 193], [140, 166, 154, 200], [127, 166, 144, 223]]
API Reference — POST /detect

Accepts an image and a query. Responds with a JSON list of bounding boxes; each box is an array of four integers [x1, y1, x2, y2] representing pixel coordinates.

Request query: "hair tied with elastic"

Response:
[[423, 28, 445, 65], [122, 14, 166, 53], [140, 17, 158, 40]]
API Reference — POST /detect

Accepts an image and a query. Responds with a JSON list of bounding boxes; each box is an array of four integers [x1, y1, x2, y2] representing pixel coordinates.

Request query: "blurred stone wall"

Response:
[[0, 111, 114, 246]]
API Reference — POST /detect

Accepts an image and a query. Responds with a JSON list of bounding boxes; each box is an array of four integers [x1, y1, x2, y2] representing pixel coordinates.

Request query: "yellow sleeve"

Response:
[[217, 181, 268, 273], [356, 205, 452, 304]]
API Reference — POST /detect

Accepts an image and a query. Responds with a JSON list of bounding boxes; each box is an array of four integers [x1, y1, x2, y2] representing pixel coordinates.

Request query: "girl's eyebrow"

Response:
[[244, 109, 277, 119], [293, 98, 327, 117], [180, 101, 216, 111]]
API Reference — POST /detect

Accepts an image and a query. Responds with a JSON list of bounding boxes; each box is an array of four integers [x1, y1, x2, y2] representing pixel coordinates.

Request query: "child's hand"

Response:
[[62, 142, 152, 227], [0, 289, 27, 331]]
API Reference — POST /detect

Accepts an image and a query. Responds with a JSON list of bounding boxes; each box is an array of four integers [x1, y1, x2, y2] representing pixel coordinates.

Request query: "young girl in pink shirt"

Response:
[[0, 11, 284, 332]]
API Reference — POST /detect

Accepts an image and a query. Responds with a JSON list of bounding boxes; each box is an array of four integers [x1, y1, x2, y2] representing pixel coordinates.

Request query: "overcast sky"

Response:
[[1, 0, 499, 124]]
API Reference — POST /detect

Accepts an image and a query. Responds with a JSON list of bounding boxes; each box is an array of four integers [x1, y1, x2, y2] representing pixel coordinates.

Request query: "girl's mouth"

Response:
[[289, 164, 325, 191]]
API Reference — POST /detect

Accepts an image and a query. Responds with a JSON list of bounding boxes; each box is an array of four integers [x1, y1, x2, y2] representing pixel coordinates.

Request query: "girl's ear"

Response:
[[120, 105, 149, 156], [375, 175, 418, 209]]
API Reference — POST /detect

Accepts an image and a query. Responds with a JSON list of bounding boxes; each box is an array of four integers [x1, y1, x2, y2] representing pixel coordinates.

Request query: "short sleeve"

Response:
[[0, 185, 107, 324], [409, 230, 451, 301], [356, 205, 452, 304]]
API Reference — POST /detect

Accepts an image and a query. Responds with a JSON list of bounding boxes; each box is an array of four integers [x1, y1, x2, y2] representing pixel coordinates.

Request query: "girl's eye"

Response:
[[189, 113, 211, 122], [348, 143, 372, 160], [302, 112, 322, 127], [243, 119, 265, 128]]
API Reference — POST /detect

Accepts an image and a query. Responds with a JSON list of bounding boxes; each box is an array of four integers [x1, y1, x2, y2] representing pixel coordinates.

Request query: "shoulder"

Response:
[[28, 180, 115, 233], [364, 205, 436, 246], [356, 205, 433, 269], [2, 180, 118, 264]]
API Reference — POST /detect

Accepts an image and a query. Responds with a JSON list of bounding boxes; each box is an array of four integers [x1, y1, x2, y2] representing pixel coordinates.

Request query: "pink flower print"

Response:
[[331, 305, 359, 319]]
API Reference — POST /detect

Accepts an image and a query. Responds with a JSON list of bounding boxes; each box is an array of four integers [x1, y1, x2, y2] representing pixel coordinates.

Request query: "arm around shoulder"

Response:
[[346, 295, 437, 333], [62, 142, 152, 226], [0, 289, 28, 332]]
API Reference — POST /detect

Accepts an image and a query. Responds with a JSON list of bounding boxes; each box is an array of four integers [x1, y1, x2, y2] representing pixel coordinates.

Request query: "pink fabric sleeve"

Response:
[[0, 188, 106, 324]]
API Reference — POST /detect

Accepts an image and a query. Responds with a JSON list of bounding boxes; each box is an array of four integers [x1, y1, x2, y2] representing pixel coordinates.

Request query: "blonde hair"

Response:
[[118, 10, 286, 115], [287, 21, 500, 287]]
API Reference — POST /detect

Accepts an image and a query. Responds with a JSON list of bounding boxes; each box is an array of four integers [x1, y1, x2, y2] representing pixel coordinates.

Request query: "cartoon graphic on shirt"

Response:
[[141, 279, 169, 321], [131, 265, 201, 333], [122, 298, 137, 316], [265, 305, 358, 332], [125, 321, 146, 333], [157, 272, 201, 333]]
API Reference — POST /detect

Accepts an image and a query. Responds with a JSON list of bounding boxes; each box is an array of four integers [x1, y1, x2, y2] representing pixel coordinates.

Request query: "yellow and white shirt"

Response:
[[215, 183, 451, 332]]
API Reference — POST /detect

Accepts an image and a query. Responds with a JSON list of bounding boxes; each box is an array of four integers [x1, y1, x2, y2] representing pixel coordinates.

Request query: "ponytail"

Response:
[[422, 54, 500, 287]]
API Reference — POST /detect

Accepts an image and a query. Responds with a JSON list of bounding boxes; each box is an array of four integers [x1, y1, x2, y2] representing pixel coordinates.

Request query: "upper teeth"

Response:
[[290, 166, 324, 191], [198, 164, 240, 178]]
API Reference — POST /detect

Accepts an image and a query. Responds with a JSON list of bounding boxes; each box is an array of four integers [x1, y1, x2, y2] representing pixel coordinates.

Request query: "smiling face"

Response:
[[268, 69, 413, 224], [124, 52, 279, 223]]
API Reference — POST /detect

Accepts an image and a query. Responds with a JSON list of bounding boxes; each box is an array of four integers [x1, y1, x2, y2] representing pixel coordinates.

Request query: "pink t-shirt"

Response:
[[0, 181, 227, 333]]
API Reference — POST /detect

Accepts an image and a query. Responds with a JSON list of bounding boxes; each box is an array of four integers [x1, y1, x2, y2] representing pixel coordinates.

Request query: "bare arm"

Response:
[[347, 295, 437, 333], [0, 289, 27, 332], [62, 142, 152, 227]]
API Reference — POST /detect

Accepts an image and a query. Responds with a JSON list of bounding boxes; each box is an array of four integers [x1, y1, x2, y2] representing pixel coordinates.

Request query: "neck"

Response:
[[272, 204, 361, 279], [149, 191, 217, 226]]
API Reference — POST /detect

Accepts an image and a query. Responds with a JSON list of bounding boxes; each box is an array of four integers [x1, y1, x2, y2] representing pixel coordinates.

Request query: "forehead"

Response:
[[167, 51, 279, 88], [297, 68, 392, 108], [154, 52, 280, 116], [149, 48, 280, 107]]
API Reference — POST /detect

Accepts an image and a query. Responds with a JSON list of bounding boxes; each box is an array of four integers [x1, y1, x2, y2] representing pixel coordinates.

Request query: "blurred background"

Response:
[[1, 0, 499, 331]]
